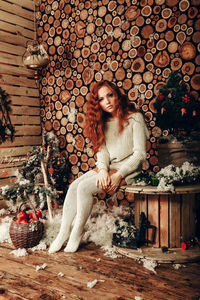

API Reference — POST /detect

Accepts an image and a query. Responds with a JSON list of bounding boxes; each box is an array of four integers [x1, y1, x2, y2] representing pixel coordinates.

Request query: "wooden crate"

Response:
[[120, 184, 200, 248]]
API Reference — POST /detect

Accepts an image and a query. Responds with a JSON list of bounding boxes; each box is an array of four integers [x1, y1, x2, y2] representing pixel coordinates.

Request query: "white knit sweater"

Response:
[[96, 112, 149, 184]]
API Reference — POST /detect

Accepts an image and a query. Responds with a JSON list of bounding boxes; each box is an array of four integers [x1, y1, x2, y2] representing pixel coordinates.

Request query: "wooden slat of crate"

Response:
[[159, 194, 169, 247], [134, 193, 147, 228], [181, 193, 196, 242], [169, 194, 181, 248], [147, 194, 159, 247]]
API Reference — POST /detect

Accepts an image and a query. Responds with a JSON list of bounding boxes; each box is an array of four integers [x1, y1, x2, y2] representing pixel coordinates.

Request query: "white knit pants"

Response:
[[49, 170, 102, 253]]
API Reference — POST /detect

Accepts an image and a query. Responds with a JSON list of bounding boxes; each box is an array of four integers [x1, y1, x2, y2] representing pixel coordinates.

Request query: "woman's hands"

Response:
[[96, 169, 123, 194], [96, 169, 111, 190]]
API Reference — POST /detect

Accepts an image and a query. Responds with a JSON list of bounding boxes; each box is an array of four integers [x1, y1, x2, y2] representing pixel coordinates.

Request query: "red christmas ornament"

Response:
[[161, 107, 166, 114], [181, 108, 186, 116], [157, 94, 165, 101], [48, 168, 54, 174], [193, 110, 197, 116]]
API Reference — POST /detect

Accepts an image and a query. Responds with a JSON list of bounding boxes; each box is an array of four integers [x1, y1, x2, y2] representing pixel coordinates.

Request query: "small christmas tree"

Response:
[[0, 130, 70, 221], [0, 87, 15, 144], [154, 71, 200, 136]]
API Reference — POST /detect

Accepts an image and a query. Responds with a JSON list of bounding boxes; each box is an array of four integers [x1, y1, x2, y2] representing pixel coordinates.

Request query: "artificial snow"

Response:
[[36, 263, 47, 271], [0, 208, 7, 216], [87, 279, 105, 289], [141, 258, 157, 273], [10, 248, 28, 257], [0, 216, 12, 243], [87, 279, 98, 288]]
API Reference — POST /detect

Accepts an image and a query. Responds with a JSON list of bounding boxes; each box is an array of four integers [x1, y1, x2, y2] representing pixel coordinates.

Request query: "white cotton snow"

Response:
[[141, 258, 157, 273], [0, 208, 7, 216], [10, 248, 28, 257], [0, 216, 12, 243], [36, 263, 47, 271], [87, 279, 105, 288]]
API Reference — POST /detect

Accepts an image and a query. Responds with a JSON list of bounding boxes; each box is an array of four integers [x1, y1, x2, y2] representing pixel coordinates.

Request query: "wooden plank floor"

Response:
[[0, 242, 200, 300]]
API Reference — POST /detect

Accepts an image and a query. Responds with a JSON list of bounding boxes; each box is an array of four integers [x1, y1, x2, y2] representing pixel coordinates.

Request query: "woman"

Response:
[[49, 80, 149, 253]]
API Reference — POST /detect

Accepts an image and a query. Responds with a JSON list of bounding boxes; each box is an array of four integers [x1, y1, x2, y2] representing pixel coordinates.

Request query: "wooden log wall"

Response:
[[0, 0, 41, 186], [37, 0, 200, 204]]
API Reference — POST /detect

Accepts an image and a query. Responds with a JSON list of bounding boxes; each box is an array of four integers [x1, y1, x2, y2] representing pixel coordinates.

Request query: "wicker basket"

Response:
[[9, 202, 44, 249]]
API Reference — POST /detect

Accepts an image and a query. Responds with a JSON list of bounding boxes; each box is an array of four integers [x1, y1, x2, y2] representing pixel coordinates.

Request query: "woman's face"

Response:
[[97, 85, 118, 117]]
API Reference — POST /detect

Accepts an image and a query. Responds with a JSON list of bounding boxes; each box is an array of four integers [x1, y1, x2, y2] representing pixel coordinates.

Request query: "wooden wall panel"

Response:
[[0, 0, 41, 186]]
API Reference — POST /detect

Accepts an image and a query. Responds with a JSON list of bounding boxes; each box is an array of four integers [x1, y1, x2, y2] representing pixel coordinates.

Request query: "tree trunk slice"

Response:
[[161, 8, 172, 19], [44, 120, 52, 131], [141, 25, 154, 39], [137, 46, 146, 57], [66, 79, 74, 90], [75, 134, 85, 151], [179, 0, 189, 11], [103, 70, 113, 82], [125, 6, 140, 21], [91, 42, 100, 53], [188, 7, 198, 19], [179, 42, 196, 60], [191, 74, 200, 90], [155, 19, 167, 32], [75, 21, 86, 38], [156, 39, 167, 51], [141, 5, 152, 17], [168, 41, 178, 53], [115, 68, 126, 81], [176, 31, 186, 45], [122, 78, 132, 90], [131, 57, 145, 73], [165, 30, 175, 42], [182, 62, 195, 75], [53, 120, 60, 131], [69, 154, 78, 165], [168, 16, 177, 28], [82, 67, 94, 85], [128, 88, 138, 101], [153, 51, 170, 68], [87, 23, 95, 35], [108, 1, 117, 11], [132, 73, 142, 85], [64, 67, 72, 78], [143, 71, 153, 83], [166, 0, 179, 6]]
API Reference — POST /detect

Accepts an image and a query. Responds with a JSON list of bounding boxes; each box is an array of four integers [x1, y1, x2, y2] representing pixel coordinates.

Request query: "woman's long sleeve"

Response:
[[96, 144, 110, 171], [118, 113, 148, 178]]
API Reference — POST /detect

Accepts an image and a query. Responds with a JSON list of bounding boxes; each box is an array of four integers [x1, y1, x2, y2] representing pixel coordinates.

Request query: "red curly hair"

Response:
[[84, 80, 139, 153]]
